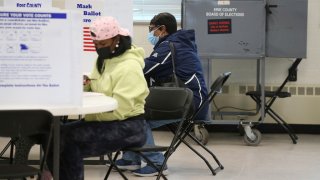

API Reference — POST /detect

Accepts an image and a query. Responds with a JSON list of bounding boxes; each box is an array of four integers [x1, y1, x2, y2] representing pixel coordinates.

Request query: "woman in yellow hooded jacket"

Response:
[[47, 16, 149, 180]]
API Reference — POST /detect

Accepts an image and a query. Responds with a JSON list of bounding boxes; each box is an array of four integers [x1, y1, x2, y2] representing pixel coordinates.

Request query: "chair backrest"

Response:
[[276, 58, 302, 93], [288, 58, 302, 80], [210, 72, 232, 94], [189, 72, 231, 121], [0, 110, 53, 138], [144, 87, 193, 121]]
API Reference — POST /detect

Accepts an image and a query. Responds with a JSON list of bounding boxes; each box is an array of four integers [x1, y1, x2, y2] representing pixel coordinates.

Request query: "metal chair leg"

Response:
[[104, 152, 128, 180]]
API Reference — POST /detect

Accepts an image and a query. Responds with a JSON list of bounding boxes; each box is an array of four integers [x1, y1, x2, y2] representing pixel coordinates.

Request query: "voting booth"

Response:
[[182, 0, 308, 59], [181, 0, 308, 145]]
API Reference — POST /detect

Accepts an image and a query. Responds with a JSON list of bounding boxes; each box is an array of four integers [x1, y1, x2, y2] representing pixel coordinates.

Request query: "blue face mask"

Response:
[[147, 30, 159, 45]]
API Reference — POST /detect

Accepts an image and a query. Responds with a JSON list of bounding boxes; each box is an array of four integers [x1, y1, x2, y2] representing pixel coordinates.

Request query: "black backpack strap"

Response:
[[169, 42, 180, 87]]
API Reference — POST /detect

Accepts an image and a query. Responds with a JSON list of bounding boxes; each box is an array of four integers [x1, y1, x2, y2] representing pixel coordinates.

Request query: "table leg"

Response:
[[53, 116, 60, 180]]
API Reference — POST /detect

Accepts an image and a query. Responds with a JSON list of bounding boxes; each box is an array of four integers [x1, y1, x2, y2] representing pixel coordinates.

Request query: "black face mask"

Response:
[[96, 46, 113, 59]]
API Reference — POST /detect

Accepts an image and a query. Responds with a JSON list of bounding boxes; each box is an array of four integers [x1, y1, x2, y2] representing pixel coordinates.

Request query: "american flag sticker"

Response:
[[83, 26, 95, 52]]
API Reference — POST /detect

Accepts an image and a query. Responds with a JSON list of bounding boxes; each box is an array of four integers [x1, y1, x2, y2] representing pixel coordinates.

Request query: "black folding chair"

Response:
[[0, 110, 54, 179], [105, 86, 194, 180], [166, 72, 231, 176], [246, 58, 302, 144]]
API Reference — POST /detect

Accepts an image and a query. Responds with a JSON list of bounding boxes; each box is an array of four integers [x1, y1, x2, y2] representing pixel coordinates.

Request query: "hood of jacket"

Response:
[[107, 45, 145, 69], [165, 29, 197, 50]]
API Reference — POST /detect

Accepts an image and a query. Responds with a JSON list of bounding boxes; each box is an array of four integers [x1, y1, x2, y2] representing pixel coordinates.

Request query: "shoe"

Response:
[[106, 159, 141, 171], [132, 164, 169, 177]]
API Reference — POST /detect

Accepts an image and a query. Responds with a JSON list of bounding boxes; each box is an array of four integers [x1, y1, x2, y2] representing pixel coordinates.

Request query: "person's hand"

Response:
[[83, 75, 91, 85]]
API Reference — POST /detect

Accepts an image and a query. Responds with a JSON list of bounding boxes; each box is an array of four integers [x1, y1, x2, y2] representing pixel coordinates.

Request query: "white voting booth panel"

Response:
[[65, 0, 133, 73], [0, 0, 132, 109], [1, 0, 133, 73], [0, 7, 83, 108], [65, 0, 104, 73]]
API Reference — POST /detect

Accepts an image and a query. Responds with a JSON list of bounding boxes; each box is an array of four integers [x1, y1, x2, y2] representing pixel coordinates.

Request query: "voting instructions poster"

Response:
[[0, 8, 82, 108]]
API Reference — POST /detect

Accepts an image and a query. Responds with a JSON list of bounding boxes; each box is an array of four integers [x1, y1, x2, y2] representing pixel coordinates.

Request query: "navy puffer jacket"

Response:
[[144, 29, 209, 120]]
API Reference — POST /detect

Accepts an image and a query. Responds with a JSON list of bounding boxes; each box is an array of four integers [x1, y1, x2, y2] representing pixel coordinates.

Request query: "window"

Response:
[[133, 0, 181, 22]]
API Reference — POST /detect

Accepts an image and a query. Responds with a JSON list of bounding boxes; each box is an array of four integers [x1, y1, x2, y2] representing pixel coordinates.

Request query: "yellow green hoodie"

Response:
[[84, 46, 149, 121]]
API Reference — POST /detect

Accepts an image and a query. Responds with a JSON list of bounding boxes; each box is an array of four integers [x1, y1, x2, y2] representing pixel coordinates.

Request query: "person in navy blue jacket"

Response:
[[110, 12, 209, 177], [144, 15, 208, 120]]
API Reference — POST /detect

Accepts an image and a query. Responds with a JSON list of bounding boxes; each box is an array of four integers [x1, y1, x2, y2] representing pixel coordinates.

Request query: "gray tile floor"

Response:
[[1, 131, 320, 180]]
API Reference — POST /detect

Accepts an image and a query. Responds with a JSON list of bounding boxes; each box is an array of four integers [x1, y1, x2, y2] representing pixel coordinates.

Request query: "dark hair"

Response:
[[97, 35, 132, 74], [150, 12, 177, 35]]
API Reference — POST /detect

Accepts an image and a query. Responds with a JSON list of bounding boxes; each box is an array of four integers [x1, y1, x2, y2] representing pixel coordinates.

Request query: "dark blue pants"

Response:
[[48, 117, 147, 180]]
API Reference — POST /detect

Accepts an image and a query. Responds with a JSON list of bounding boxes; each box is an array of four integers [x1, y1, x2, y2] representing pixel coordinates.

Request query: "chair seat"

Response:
[[124, 144, 168, 152], [0, 164, 40, 178], [246, 91, 291, 98]]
